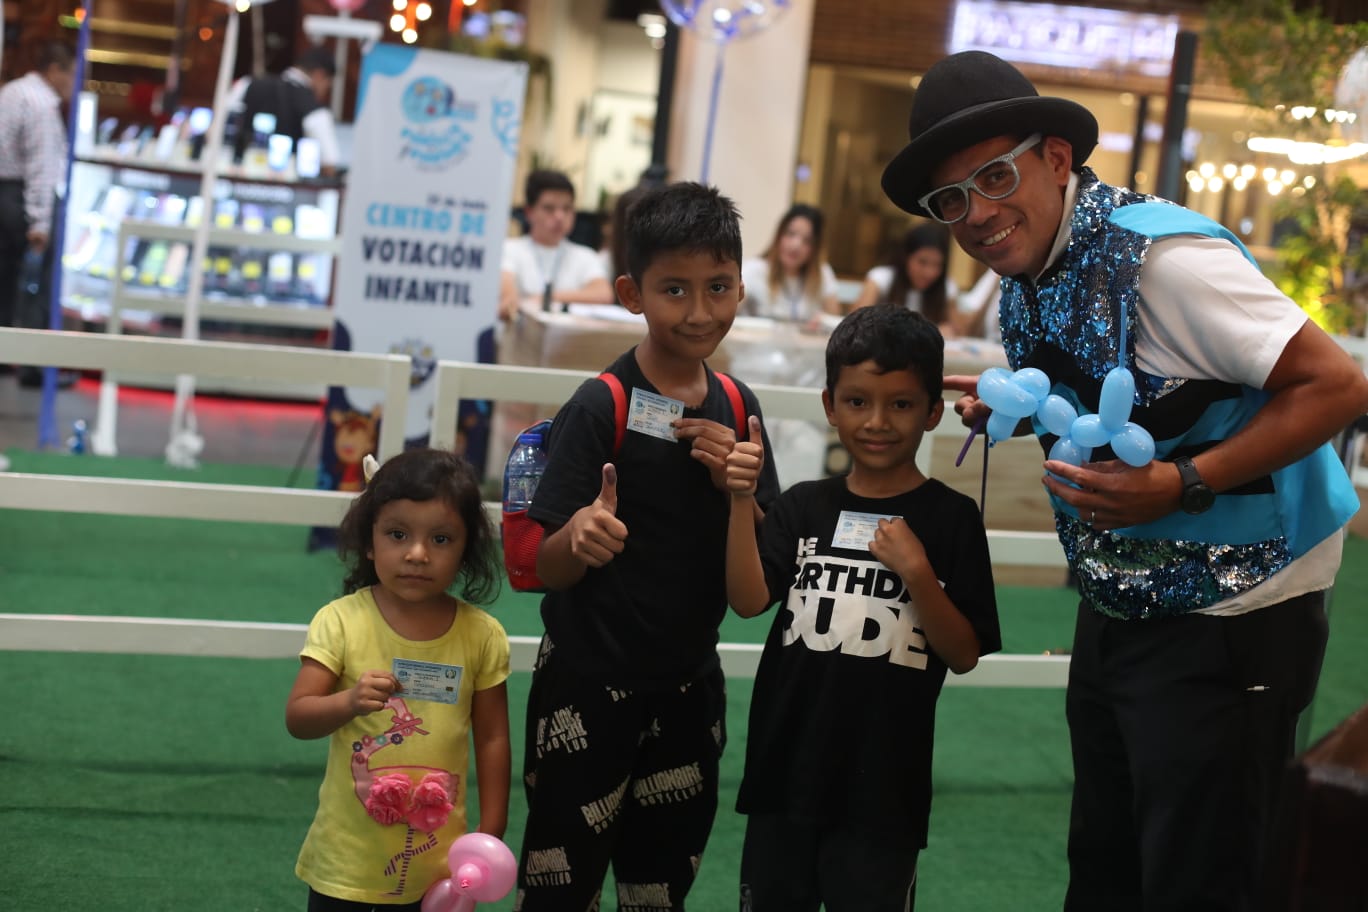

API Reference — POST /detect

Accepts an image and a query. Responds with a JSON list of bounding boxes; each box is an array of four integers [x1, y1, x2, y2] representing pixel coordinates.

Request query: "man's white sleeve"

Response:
[[1135, 236, 1306, 388]]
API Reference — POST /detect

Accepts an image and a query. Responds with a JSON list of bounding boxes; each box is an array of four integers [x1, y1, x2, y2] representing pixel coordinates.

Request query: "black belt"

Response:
[[0, 178, 23, 187]]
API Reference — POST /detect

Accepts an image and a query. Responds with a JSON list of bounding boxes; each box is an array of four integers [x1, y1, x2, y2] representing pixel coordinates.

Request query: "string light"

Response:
[[1180, 161, 1323, 198], [1287, 105, 1357, 124], [389, 0, 435, 43], [1248, 136, 1368, 165]]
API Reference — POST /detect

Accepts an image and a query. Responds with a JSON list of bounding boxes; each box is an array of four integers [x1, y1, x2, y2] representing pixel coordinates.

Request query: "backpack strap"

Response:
[[598, 370, 745, 455], [715, 371, 747, 437], [597, 371, 628, 454]]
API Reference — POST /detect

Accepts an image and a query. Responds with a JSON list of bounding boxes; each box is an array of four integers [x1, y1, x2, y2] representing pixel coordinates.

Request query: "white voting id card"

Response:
[[831, 510, 901, 551], [627, 387, 685, 442], [392, 658, 463, 704]]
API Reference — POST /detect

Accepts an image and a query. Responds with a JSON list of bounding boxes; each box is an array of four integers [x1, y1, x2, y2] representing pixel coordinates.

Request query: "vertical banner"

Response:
[[314, 46, 525, 519]]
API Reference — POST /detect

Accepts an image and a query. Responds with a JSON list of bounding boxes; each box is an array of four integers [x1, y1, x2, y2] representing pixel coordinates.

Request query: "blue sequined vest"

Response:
[[999, 170, 1356, 620]]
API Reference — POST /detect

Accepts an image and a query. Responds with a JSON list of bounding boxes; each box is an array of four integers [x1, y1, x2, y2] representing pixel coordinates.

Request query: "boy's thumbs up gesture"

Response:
[[725, 416, 766, 498], [567, 463, 629, 567], [596, 462, 619, 513]]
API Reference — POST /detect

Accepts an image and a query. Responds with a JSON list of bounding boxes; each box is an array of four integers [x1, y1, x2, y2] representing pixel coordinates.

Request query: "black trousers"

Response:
[[515, 636, 726, 912], [0, 180, 54, 336], [0, 180, 31, 330], [1063, 591, 1328, 912], [740, 813, 919, 912]]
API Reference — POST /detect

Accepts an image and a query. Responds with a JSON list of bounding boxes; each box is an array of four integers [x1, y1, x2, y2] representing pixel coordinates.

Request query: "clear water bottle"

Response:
[[503, 430, 547, 513]]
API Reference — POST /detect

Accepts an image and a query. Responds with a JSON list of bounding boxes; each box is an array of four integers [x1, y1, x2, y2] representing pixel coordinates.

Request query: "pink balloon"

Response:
[[455, 861, 484, 890], [421, 878, 461, 912], [446, 833, 518, 903], [329, 0, 367, 11]]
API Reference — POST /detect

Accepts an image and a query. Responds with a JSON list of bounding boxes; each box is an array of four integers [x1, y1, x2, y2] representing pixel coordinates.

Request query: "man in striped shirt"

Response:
[[0, 41, 74, 347]]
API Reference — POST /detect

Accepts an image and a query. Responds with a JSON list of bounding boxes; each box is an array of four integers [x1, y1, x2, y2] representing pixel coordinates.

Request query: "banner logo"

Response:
[[399, 76, 477, 170]]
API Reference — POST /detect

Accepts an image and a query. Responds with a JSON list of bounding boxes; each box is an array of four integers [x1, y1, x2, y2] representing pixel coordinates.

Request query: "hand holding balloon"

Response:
[[1043, 455, 1184, 532]]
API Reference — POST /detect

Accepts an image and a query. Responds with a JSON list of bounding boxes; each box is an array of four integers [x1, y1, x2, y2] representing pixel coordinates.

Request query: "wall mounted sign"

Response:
[[950, 0, 1180, 78]]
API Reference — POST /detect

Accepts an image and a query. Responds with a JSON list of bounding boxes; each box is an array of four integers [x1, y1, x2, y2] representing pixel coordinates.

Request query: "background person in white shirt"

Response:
[[0, 41, 73, 331], [0, 41, 75, 386], [853, 221, 958, 324], [854, 222, 1000, 339], [499, 169, 612, 319], [741, 204, 841, 324]]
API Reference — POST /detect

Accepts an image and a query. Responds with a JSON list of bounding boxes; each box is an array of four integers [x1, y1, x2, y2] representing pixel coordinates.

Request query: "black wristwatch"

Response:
[[1175, 456, 1215, 515]]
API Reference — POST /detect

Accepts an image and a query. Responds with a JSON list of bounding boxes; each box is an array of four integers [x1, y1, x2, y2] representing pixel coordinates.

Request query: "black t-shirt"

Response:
[[736, 475, 1001, 844], [528, 347, 780, 688]]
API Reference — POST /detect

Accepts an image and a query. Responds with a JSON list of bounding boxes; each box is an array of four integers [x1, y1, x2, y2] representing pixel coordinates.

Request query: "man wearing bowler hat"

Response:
[[882, 50, 1368, 910]]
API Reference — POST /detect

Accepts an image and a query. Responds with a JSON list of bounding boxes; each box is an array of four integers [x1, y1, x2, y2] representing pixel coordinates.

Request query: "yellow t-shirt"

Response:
[[294, 589, 510, 904]]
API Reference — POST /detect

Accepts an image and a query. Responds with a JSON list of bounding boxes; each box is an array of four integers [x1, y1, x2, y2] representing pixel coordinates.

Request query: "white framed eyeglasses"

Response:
[[919, 134, 1043, 224]]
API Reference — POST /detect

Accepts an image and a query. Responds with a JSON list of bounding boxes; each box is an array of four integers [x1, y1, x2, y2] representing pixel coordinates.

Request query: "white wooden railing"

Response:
[[0, 325, 1100, 688], [4, 327, 1363, 685]]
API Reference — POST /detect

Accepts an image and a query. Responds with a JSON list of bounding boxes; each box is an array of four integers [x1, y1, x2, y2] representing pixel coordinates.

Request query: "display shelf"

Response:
[[62, 157, 342, 343], [75, 147, 345, 187], [98, 219, 340, 399], [106, 220, 341, 328], [62, 154, 344, 399]]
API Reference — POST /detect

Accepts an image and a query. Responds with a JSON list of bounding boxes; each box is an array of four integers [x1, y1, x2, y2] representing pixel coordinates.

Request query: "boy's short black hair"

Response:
[[525, 169, 575, 207], [825, 306, 944, 402], [623, 181, 742, 281], [297, 44, 336, 77]]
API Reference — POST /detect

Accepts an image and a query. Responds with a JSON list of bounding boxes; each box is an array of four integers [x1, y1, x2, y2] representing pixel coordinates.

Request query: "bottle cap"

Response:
[[516, 431, 544, 447]]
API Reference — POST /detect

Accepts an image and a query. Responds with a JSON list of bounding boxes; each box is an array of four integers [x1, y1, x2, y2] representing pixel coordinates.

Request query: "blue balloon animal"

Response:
[[975, 366, 1154, 467]]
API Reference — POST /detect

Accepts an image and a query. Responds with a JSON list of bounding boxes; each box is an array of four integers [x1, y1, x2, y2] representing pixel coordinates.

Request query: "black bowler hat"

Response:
[[881, 51, 1098, 217]]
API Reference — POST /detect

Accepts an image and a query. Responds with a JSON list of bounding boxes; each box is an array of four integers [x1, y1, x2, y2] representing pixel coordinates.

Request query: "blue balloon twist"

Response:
[[976, 366, 1155, 468]]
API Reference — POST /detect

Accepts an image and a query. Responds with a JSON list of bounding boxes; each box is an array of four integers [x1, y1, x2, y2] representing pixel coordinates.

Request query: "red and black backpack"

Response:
[[501, 370, 746, 592]]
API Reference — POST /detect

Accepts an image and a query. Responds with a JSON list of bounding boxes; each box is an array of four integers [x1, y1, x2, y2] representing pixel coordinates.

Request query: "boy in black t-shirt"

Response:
[[516, 182, 781, 911], [725, 305, 1001, 911]]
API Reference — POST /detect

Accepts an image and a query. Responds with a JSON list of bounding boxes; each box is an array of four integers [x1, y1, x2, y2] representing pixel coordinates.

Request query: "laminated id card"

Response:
[[830, 510, 901, 551], [627, 387, 685, 441], [392, 658, 463, 704]]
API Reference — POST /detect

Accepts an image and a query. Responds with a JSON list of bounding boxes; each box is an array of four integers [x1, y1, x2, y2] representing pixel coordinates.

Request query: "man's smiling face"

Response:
[[929, 134, 1073, 279]]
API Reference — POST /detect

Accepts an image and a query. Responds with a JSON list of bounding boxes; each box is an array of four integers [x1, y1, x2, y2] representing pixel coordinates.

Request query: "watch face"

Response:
[[1183, 483, 1216, 515]]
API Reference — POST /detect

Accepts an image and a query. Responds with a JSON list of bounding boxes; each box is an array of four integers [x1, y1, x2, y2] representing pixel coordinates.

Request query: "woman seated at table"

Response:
[[741, 204, 841, 323], [850, 222, 964, 331]]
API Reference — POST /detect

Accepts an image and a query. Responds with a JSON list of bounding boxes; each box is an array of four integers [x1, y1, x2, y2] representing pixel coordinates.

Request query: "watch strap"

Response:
[[1175, 456, 1203, 488]]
